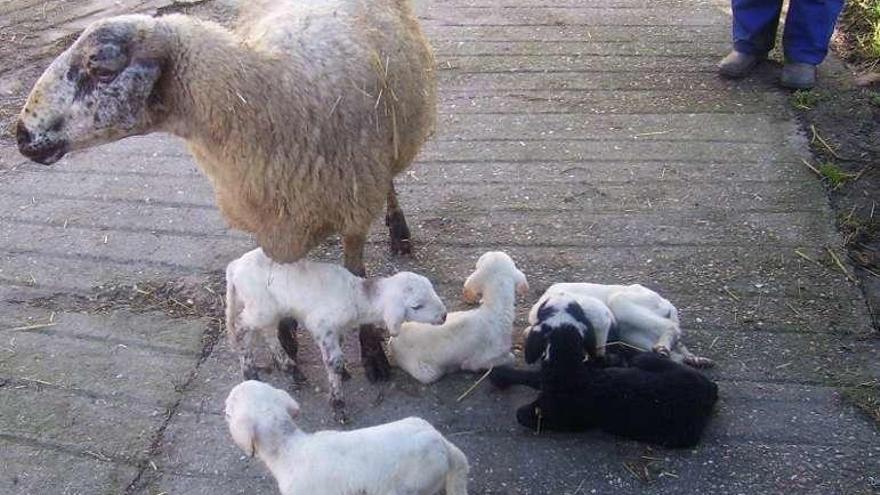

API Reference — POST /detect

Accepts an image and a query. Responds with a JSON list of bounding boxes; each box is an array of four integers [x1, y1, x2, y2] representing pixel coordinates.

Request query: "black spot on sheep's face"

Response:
[[16, 16, 163, 164]]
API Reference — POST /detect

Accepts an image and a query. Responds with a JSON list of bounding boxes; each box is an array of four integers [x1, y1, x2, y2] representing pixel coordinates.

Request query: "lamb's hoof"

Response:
[[684, 356, 715, 368], [364, 355, 392, 382], [652, 345, 671, 357], [331, 400, 347, 424], [340, 366, 353, 382], [487, 368, 511, 390]]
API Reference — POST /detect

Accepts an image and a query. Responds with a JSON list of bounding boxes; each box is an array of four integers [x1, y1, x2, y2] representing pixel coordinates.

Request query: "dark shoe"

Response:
[[780, 63, 817, 89], [718, 50, 763, 78]]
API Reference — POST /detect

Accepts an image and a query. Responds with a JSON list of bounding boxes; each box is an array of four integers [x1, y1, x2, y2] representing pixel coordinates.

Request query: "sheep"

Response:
[[532, 283, 713, 367], [388, 251, 529, 384], [225, 380, 469, 495], [15, 0, 437, 382], [490, 295, 719, 448], [226, 248, 447, 421]]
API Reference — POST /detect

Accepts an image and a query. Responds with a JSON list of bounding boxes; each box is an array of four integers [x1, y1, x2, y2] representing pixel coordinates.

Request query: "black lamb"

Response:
[[490, 296, 718, 448]]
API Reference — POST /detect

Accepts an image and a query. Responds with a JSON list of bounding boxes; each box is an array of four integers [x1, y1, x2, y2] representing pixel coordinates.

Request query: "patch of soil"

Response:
[[791, 72, 880, 332]]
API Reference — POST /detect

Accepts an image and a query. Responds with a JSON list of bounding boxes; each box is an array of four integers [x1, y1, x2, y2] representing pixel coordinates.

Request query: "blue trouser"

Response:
[[732, 0, 846, 64]]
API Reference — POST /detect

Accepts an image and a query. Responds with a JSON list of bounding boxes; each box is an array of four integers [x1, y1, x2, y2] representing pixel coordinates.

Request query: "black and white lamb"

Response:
[[490, 294, 718, 448]]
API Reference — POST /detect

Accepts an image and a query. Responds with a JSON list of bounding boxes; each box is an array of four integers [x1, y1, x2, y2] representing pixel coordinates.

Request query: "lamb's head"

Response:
[[462, 251, 529, 304], [523, 297, 598, 365], [380, 272, 447, 336], [16, 15, 165, 164], [225, 381, 300, 458]]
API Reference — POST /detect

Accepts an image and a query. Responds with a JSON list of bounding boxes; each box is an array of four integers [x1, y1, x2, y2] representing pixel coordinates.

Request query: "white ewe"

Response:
[[389, 252, 528, 384], [226, 248, 447, 420], [225, 380, 469, 495]]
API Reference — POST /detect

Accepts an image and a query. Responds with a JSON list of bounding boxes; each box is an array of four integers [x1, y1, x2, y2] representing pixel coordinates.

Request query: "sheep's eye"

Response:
[[92, 67, 119, 83], [411, 304, 424, 310]]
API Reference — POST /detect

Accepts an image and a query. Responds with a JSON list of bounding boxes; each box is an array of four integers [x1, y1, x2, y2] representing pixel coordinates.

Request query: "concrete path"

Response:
[[1, 0, 879, 494]]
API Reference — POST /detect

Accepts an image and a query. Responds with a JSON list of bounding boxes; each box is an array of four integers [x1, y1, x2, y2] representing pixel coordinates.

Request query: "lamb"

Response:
[[225, 380, 469, 495], [490, 295, 719, 448], [15, 0, 437, 381], [389, 251, 529, 384], [226, 248, 447, 420], [532, 283, 713, 367]]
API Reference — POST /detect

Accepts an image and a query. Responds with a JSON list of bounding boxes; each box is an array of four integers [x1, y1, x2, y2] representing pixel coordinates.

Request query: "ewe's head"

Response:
[[381, 272, 447, 336], [17, 15, 165, 164], [462, 251, 529, 304], [523, 297, 599, 365], [225, 381, 301, 458]]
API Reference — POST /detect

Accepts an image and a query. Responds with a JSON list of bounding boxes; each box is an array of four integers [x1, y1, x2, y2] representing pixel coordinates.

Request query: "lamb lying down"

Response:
[[491, 295, 718, 448], [532, 282, 713, 367], [225, 381, 470, 495], [389, 251, 528, 384], [226, 248, 447, 420]]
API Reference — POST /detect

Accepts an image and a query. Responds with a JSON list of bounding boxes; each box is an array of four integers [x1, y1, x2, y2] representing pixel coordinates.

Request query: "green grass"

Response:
[[839, 0, 880, 65], [869, 91, 880, 107], [843, 383, 880, 425], [790, 90, 824, 110], [818, 161, 856, 188]]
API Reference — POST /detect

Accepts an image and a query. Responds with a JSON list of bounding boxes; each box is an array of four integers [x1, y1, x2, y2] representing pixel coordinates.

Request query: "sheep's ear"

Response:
[[523, 326, 547, 364], [514, 270, 529, 299], [383, 303, 406, 336], [230, 416, 258, 458]]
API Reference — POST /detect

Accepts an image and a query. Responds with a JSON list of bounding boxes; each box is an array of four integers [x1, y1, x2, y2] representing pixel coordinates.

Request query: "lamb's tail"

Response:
[[444, 439, 469, 495]]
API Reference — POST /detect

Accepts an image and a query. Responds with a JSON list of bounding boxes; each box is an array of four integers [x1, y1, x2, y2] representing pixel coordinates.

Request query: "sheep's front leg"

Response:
[[317, 332, 348, 423], [342, 235, 392, 382], [385, 182, 412, 255]]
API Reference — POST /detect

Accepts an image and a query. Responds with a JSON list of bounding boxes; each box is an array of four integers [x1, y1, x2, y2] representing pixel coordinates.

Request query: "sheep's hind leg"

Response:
[[343, 235, 392, 382], [385, 182, 412, 255]]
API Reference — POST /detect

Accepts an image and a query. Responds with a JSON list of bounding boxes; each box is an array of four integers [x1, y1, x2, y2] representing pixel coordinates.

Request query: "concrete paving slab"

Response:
[[0, 0, 878, 493]]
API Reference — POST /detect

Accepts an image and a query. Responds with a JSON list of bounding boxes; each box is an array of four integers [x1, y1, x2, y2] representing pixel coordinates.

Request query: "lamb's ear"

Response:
[[275, 389, 300, 419], [230, 416, 258, 458], [383, 303, 406, 336], [514, 270, 529, 299], [462, 270, 484, 304], [523, 325, 548, 364]]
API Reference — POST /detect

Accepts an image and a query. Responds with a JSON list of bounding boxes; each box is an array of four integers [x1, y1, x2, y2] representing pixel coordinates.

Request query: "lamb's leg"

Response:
[[343, 233, 392, 382], [489, 366, 542, 390], [385, 181, 412, 255], [274, 318, 307, 383], [317, 332, 348, 423], [675, 343, 715, 368], [231, 324, 261, 381]]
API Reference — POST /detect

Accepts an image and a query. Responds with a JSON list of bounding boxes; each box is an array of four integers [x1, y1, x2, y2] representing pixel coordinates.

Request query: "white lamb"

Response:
[[225, 380, 469, 495], [389, 252, 529, 384], [531, 283, 713, 367], [226, 248, 447, 420]]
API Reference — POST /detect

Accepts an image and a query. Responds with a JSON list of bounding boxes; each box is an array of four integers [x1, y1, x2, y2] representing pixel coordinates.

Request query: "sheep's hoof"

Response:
[[390, 236, 412, 256], [364, 355, 391, 382]]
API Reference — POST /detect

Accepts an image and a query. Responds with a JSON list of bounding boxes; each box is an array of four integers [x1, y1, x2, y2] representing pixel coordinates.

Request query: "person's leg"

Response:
[[720, 0, 784, 77], [782, 0, 846, 65], [780, 0, 846, 89]]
